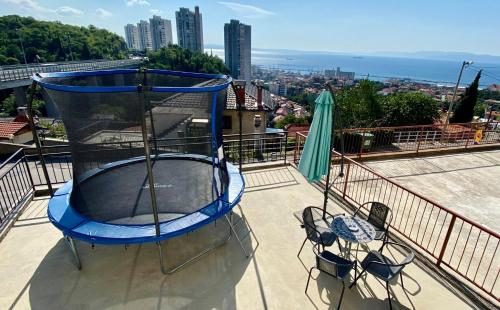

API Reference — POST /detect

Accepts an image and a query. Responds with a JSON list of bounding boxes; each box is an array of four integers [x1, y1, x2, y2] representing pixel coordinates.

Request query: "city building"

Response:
[[124, 24, 140, 50], [488, 84, 500, 92], [269, 81, 288, 96], [137, 20, 153, 51], [325, 66, 355, 80], [176, 6, 203, 52], [224, 20, 251, 81], [149, 15, 173, 51]]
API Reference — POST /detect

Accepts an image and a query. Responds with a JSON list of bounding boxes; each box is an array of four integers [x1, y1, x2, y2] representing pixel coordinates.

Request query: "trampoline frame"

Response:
[[29, 69, 254, 274]]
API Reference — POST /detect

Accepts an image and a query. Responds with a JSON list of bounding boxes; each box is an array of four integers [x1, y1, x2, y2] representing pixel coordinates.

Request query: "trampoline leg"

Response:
[[65, 236, 81, 270], [157, 241, 168, 275], [162, 222, 233, 275], [225, 213, 250, 258]]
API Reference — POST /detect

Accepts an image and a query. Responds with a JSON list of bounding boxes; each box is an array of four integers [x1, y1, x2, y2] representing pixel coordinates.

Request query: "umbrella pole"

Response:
[[322, 84, 336, 219]]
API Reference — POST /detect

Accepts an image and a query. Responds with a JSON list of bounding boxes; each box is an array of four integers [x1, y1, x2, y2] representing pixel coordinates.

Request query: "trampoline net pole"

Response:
[[231, 80, 245, 171], [138, 85, 161, 237], [26, 80, 54, 196]]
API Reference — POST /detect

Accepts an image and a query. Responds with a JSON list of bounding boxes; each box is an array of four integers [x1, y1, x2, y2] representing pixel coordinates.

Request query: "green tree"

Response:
[[335, 80, 383, 128], [275, 115, 309, 129], [381, 92, 440, 126], [145, 45, 229, 74], [0, 94, 17, 116], [450, 70, 481, 123], [473, 102, 486, 118], [0, 15, 127, 65]]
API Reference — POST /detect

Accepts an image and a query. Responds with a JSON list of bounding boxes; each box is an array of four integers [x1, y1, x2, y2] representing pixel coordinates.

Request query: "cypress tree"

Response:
[[451, 70, 482, 123]]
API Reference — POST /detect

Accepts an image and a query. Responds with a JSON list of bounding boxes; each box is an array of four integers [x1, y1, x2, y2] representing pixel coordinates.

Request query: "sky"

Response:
[[2, 0, 500, 56]]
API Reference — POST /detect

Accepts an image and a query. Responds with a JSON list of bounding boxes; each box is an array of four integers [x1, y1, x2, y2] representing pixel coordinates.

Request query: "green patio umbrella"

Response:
[[298, 87, 344, 217], [298, 90, 334, 182]]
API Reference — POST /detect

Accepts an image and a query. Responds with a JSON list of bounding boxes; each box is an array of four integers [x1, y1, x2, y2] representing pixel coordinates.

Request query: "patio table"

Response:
[[331, 215, 376, 260]]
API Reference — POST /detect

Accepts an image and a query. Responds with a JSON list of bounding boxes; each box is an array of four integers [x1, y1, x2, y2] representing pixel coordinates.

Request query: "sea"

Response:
[[207, 48, 500, 88]]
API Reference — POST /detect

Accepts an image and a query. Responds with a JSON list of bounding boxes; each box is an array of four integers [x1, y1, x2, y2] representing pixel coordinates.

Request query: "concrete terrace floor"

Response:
[[0, 166, 482, 309], [365, 149, 500, 232]]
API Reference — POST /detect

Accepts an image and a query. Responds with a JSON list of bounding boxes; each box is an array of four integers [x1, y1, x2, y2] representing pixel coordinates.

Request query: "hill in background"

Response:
[[0, 15, 127, 65]]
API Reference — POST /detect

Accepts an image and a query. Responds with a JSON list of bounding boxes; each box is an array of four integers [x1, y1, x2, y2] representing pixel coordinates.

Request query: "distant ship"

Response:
[[353, 56, 364, 59]]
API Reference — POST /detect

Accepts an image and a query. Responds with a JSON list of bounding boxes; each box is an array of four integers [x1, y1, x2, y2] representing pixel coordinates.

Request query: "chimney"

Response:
[[233, 80, 246, 109], [17, 106, 28, 117], [255, 79, 264, 110]]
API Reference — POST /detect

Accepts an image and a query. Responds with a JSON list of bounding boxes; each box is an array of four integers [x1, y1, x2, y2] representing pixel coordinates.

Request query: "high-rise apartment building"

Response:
[[124, 24, 140, 50], [150, 15, 173, 51], [137, 20, 153, 51], [224, 19, 251, 80], [175, 6, 203, 52]]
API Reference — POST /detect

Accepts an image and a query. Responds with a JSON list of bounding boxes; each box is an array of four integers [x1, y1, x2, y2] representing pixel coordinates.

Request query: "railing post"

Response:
[[437, 214, 457, 267], [22, 149, 35, 189], [464, 123, 472, 149], [342, 161, 351, 198], [293, 133, 299, 164], [358, 131, 365, 160], [283, 131, 288, 165], [416, 126, 424, 155]]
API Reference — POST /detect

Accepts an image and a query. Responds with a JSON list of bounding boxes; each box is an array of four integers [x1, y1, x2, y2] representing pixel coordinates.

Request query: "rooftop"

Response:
[[0, 121, 30, 139], [0, 165, 491, 309], [226, 84, 273, 111]]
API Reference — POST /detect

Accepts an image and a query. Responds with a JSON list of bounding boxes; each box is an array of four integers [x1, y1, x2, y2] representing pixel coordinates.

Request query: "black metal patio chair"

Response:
[[349, 241, 415, 310], [298, 206, 342, 258], [354, 201, 393, 244], [305, 245, 357, 309]]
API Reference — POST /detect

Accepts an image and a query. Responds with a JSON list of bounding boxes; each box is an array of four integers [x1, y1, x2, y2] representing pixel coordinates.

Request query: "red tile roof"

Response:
[[0, 122, 30, 139]]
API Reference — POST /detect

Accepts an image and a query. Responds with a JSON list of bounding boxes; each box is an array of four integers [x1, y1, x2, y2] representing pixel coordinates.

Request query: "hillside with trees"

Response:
[[0, 15, 127, 65]]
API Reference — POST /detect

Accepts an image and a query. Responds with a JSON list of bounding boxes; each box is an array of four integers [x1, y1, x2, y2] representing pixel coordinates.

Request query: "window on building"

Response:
[[222, 115, 232, 129]]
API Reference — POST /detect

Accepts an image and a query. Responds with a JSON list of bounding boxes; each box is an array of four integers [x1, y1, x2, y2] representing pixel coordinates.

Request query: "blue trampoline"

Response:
[[32, 69, 248, 273]]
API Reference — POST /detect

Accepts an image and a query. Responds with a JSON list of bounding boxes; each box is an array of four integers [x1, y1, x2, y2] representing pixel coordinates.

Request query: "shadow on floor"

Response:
[[25, 215, 256, 309], [307, 271, 414, 310]]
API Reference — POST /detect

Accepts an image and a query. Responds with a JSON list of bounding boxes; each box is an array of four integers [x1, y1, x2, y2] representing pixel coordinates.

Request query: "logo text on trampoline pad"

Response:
[[142, 183, 172, 189]]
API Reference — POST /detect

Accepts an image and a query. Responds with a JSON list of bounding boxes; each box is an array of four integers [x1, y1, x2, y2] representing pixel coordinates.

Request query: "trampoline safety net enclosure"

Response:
[[33, 69, 245, 246]]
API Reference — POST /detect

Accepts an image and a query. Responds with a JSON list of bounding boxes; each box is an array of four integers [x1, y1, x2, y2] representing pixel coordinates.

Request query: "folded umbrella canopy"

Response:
[[298, 89, 334, 182], [298, 88, 343, 217]]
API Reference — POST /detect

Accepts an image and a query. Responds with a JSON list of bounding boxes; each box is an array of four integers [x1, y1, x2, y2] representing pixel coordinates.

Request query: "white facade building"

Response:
[[150, 16, 173, 51], [124, 24, 140, 50], [137, 20, 153, 51], [175, 6, 204, 52]]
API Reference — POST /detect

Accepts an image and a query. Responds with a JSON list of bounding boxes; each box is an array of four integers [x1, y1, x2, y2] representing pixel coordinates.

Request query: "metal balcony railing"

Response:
[[293, 122, 500, 162], [1, 126, 498, 301], [294, 131, 499, 301]]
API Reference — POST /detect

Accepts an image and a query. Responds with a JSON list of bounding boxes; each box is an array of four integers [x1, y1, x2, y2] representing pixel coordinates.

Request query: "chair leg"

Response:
[[386, 281, 392, 310], [305, 267, 315, 293], [400, 273, 405, 291], [297, 237, 307, 258], [349, 269, 365, 288], [337, 281, 346, 310], [337, 238, 342, 252]]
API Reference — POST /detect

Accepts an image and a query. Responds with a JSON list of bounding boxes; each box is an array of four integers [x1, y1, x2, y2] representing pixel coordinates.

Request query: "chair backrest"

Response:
[[302, 207, 319, 240], [316, 254, 340, 278], [387, 242, 415, 275], [367, 202, 390, 230], [400, 248, 415, 266]]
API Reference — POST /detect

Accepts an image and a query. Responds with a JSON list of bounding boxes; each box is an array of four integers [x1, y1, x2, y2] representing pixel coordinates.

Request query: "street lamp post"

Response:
[[443, 60, 473, 133]]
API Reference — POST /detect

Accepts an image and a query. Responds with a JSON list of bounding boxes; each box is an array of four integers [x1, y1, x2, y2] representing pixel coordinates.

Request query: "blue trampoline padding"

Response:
[[32, 69, 232, 93], [48, 159, 244, 244]]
